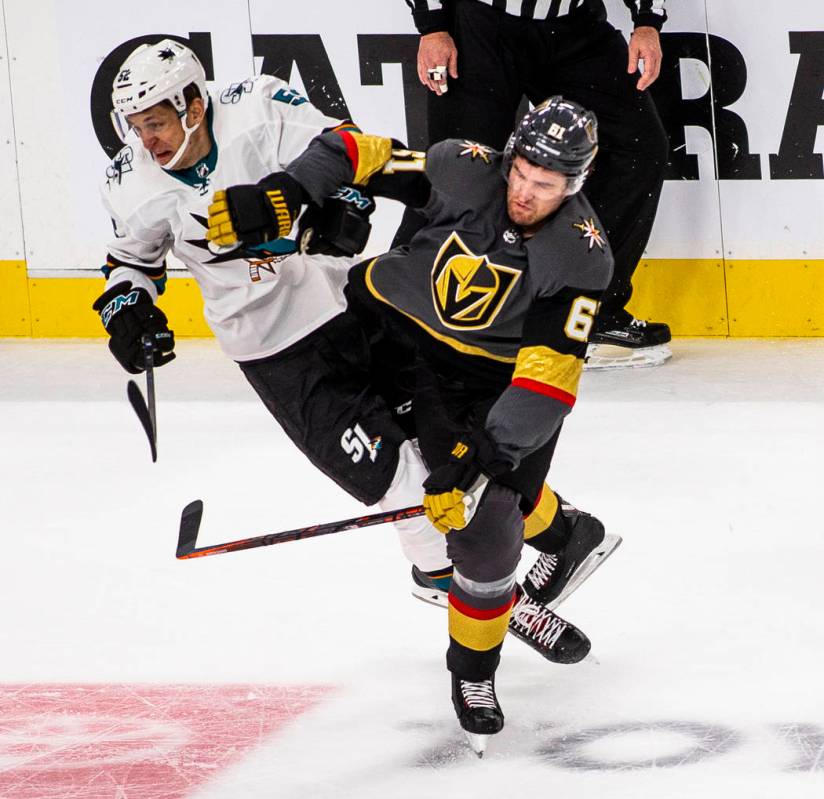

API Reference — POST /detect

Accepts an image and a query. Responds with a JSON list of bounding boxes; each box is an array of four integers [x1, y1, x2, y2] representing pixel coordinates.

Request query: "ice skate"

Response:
[[508, 586, 591, 664], [412, 568, 591, 664], [524, 503, 622, 610], [451, 673, 503, 757], [586, 311, 671, 369]]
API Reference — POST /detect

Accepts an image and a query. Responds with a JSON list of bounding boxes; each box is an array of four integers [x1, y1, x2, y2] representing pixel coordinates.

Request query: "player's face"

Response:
[[506, 156, 568, 231], [126, 103, 187, 166]]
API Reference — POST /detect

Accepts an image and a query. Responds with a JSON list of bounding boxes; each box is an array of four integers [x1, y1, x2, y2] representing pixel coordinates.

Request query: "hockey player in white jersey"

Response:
[[93, 39, 602, 675], [95, 38, 446, 554]]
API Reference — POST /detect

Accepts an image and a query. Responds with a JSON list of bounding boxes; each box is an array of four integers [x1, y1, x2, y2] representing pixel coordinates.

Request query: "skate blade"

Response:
[[411, 585, 449, 609], [546, 534, 623, 610], [584, 343, 672, 370], [463, 730, 492, 758]]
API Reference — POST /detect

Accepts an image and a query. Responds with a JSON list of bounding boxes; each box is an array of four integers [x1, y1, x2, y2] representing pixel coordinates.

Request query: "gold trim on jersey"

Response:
[[364, 258, 518, 365], [350, 133, 393, 184], [513, 345, 583, 397], [431, 232, 522, 331]]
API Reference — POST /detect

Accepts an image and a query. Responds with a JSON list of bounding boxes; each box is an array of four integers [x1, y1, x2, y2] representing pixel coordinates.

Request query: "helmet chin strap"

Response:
[[159, 114, 202, 171]]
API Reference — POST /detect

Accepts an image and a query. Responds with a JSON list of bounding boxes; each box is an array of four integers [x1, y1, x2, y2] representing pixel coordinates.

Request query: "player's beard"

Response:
[[507, 197, 538, 228], [507, 194, 564, 232]]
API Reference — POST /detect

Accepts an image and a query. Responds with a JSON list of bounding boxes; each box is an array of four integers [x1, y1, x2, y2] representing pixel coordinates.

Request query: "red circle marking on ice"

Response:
[[0, 684, 330, 799]]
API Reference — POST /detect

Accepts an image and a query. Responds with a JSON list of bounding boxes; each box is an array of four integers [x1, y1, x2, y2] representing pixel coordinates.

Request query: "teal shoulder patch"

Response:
[[272, 87, 308, 106]]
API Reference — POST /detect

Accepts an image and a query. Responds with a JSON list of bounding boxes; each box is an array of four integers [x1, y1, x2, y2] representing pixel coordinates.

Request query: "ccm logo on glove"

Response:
[[93, 280, 176, 375]]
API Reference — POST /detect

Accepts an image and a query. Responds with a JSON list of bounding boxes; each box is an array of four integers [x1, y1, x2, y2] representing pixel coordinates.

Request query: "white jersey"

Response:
[[101, 75, 353, 362]]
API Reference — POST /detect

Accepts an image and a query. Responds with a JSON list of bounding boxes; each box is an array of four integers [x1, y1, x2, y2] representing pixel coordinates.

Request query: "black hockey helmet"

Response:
[[502, 96, 598, 194]]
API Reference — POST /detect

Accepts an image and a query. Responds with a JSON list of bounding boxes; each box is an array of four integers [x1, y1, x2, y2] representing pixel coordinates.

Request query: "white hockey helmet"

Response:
[[110, 38, 209, 144]]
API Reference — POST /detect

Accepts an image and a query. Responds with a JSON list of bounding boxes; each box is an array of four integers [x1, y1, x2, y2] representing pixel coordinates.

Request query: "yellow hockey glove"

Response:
[[206, 172, 303, 248], [422, 431, 509, 533]]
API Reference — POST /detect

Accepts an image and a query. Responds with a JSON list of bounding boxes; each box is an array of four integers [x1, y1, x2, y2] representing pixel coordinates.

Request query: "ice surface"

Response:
[[1, 338, 823, 798]]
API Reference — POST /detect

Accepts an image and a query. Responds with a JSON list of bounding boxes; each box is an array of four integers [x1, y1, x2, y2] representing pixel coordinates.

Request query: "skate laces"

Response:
[[527, 553, 558, 590], [460, 679, 497, 709], [512, 594, 567, 648]]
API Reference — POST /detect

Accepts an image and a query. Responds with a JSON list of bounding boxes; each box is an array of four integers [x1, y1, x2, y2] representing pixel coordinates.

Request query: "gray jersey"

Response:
[[362, 139, 614, 467]]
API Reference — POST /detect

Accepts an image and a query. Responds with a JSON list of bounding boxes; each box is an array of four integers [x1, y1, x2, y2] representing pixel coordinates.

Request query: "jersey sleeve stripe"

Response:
[[336, 131, 394, 184], [512, 344, 582, 402], [512, 377, 577, 407], [336, 130, 360, 179]]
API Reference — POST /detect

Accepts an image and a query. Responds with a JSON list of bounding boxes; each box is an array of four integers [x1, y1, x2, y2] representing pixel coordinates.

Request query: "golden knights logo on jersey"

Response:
[[431, 232, 522, 330]]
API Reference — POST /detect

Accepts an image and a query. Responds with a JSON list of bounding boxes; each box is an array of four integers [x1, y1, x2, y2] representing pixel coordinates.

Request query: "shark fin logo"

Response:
[[431, 232, 521, 330]]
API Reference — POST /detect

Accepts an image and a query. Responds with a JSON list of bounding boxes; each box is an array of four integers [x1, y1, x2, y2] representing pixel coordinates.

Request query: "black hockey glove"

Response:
[[93, 281, 175, 374], [422, 429, 510, 533], [297, 184, 375, 257], [207, 172, 303, 248]]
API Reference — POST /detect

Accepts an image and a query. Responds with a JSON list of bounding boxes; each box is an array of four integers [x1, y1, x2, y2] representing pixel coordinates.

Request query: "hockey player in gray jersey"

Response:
[[352, 99, 618, 754], [212, 95, 621, 754], [93, 41, 597, 683]]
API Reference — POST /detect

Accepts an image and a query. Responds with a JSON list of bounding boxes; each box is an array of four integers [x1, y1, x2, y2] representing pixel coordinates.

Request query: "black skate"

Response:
[[508, 586, 591, 664], [591, 310, 671, 348], [586, 310, 671, 369], [411, 568, 591, 664], [524, 503, 621, 610], [451, 673, 503, 757]]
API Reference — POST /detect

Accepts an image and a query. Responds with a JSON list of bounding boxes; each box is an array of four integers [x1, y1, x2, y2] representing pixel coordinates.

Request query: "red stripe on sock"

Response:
[[448, 591, 515, 621]]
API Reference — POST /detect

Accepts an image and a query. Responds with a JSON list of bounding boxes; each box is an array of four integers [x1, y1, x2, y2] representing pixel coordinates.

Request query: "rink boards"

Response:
[[0, 0, 822, 337]]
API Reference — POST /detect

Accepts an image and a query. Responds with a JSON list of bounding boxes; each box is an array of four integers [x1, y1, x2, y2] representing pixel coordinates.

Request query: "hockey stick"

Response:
[[176, 499, 425, 560], [126, 334, 157, 462]]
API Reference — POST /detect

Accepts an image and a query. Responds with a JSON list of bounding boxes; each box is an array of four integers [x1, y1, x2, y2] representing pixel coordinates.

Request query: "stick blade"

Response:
[[127, 379, 157, 462], [177, 500, 204, 558]]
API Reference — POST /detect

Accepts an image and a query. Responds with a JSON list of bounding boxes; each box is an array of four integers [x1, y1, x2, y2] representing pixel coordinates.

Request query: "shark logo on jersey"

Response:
[[431, 232, 521, 330], [272, 87, 307, 106], [106, 147, 134, 188], [220, 81, 253, 104], [186, 213, 295, 277]]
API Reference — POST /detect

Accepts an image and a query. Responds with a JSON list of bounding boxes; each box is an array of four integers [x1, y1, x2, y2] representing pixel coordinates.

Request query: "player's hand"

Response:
[[207, 172, 303, 248], [422, 430, 507, 533], [417, 31, 458, 96], [298, 185, 375, 257], [93, 281, 175, 374], [628, 26, 662, 91]]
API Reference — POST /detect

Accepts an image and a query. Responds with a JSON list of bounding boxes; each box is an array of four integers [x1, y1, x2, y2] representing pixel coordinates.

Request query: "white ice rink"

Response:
[[2, 337, 824, 798]]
